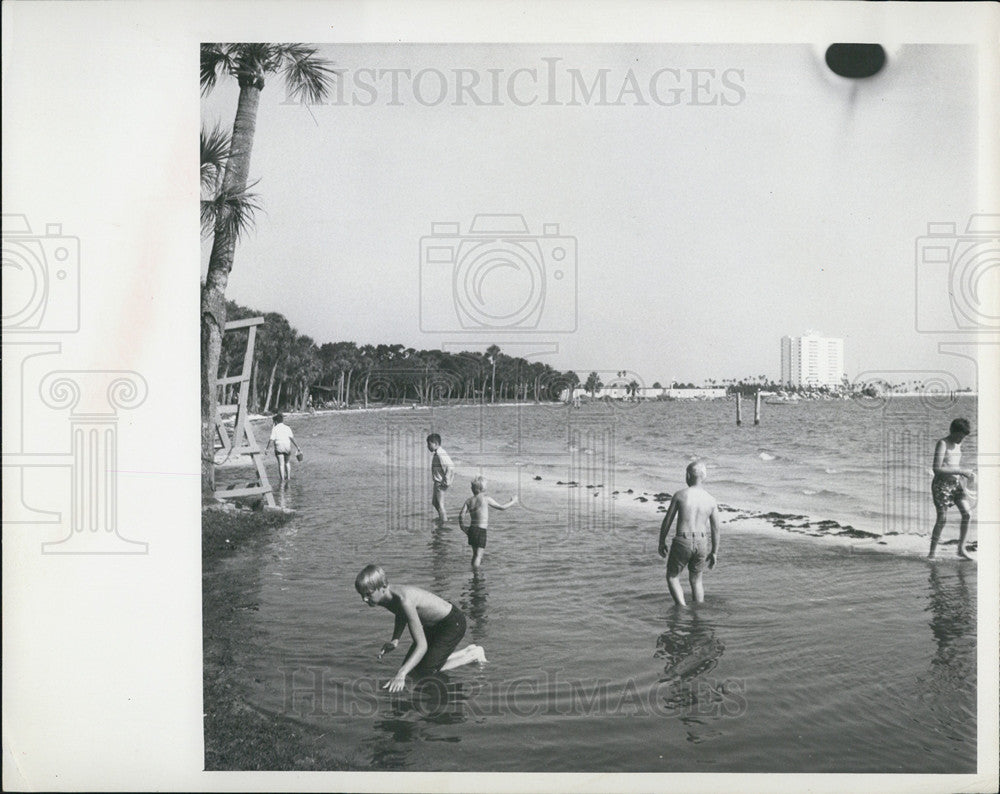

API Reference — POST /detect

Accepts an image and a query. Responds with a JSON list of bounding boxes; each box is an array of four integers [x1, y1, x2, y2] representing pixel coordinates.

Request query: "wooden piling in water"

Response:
[[754, 390, 761, 425], [736, 392, 742, 426]]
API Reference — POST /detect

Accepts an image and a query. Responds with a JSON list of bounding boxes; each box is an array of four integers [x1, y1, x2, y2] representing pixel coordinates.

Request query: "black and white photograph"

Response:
[[4, 2, 999, 791]]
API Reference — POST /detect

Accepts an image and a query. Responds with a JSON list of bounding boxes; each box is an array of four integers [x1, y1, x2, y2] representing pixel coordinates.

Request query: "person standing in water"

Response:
[[458, 476, 518, 569], [426, 433, 454, 523], [658, 460, 721, 606], [265, 413, 301, 484], [929, 418, 975, 560]]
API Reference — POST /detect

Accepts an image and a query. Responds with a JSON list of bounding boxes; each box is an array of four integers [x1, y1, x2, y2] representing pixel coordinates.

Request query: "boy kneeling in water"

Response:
[[355, 565, 486, 692]]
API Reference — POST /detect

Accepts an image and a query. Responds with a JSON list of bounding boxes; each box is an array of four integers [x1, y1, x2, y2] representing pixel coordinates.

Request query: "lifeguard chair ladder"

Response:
[[213, 316, 275, 507]]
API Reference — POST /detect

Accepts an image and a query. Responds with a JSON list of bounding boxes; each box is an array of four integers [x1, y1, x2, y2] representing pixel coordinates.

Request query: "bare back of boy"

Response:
[[385, 583, 454, 626], [463, 493, 495, 529]]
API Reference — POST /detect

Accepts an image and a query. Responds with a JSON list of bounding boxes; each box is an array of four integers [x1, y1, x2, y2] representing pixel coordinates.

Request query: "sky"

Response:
[[202, 42, 984, 387]]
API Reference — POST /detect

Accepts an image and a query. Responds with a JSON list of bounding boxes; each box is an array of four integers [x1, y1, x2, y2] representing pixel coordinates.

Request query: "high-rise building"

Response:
[[781, 333, 844, 387]]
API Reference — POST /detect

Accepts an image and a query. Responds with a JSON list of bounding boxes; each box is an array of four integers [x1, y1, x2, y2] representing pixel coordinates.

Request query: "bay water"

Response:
[[215, 396, 978, 772]]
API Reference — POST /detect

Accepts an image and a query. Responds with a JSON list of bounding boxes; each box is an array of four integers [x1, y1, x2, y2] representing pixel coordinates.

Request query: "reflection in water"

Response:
[[655, 608, 726, 683], [274, 480, 290, 510], [925, 565, 975, 685], [460, 571, 489, 643], [368, 674, 468, 768], [429, 523, 452, 596], [654, 607, 729, 724]]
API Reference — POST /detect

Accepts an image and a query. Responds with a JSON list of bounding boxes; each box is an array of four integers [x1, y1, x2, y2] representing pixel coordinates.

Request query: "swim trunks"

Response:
[[667, 534, 709, 578], [932, 477, 966, 509], [404, 603, 467, 676], [468, 526, 487, 549]]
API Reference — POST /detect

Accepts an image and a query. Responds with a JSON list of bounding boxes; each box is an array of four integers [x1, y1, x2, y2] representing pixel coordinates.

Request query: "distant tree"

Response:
[[486, 344, 501, 403], [585, 371, 603, 398]]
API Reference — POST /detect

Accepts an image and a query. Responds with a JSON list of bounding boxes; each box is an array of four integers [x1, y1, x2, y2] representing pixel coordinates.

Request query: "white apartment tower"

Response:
[[781, 333, 844, 387]]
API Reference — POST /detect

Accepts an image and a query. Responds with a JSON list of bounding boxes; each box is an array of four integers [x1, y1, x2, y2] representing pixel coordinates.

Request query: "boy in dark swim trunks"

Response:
[[355, 565, 486, 692], [458, 476, 518, 569], [929, 418, 975, 560], [658, 461, 721, 606]]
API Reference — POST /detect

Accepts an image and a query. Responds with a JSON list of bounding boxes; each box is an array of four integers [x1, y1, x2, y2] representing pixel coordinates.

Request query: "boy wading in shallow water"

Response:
[[658, 461, 721, 606], [265, 413, 301, 484], [355, 565, 486, 692], [929, 418, 976, 560], [458, 476, 518, 569], [426, 433, 454, 524]]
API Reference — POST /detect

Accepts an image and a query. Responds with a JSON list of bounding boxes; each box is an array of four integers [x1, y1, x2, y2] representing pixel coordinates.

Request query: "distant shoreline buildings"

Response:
[[781, 332, 844, 388]]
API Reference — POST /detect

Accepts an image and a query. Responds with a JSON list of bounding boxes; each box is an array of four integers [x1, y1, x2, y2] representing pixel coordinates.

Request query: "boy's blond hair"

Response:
[[686, 460, 707, 485], [471, 475, 486, 494], [355, 564, 387, 595]]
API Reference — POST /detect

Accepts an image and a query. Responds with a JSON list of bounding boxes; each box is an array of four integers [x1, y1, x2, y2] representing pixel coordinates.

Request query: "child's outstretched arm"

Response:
[[658, 497, 678, 558], [487, 495, 518, 510], [707, 505, 721, 569]]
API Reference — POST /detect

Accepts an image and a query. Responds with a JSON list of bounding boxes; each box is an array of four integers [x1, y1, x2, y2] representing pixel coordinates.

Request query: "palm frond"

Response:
[[201, 43, 234, 95], [200, 124, 232, 191], [278, 44, 338, 104], [232, 43, 274, 86], [201, 182, 263, 242]]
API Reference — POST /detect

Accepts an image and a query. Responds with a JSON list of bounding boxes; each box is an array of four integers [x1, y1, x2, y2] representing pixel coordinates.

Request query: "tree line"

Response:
[[218, 299, 582, 413]]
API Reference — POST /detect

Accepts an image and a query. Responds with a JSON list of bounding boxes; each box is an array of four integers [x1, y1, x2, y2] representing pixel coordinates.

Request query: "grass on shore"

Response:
[[203, 508, 356, 771]]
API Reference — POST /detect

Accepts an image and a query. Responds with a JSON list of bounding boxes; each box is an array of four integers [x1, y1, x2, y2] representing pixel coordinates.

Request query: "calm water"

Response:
[[215, 397, 978, 772]]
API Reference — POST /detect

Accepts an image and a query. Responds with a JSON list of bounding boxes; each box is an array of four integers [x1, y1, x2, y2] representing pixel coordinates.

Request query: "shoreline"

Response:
[[218, 405, 980, 557], [202, 508, 355, 770]]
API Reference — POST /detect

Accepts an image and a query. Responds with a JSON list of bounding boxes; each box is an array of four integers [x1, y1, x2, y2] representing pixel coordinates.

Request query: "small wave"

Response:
[[825, 468, 840, 474], [758, 452, 776, 461]]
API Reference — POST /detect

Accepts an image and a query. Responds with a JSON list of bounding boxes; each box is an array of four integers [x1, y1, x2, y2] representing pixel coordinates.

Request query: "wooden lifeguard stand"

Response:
[[214, 316, 275, 507]]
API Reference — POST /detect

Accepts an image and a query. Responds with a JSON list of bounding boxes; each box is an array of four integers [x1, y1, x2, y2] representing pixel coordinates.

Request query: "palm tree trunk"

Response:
[[200, 79, 262, 495], [264, 360, 278, 412]]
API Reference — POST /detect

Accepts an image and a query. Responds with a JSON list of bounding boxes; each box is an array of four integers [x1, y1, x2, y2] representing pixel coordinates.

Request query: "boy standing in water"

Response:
[[355, 565, 485, 692], [265, 413, 301, 484], [426, 433, 454, 523], [929, 418, 975, 560], [458, 476, 518, 569], [658, 461, 721, 605]]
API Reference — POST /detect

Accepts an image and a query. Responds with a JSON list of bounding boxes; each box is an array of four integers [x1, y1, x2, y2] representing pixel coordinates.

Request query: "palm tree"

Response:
[[486, 344, 501, 404], [585, 371, 603, 399], [200, 43, 336, 494]]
